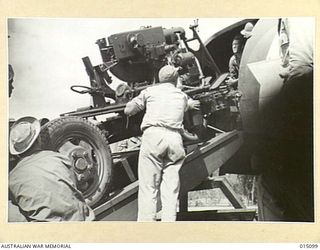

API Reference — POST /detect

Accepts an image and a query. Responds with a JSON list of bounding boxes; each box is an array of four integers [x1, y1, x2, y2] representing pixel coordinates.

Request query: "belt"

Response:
[[143, 126, 181, 133]]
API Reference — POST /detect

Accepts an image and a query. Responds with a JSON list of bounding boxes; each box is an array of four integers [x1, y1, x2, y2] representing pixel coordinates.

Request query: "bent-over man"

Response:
[[9, 116, 95, 222]]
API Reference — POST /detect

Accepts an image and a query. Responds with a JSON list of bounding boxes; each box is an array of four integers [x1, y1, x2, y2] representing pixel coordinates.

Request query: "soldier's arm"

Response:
[[181, 129, 199, 141], [286, 18, 314, 81], [124, 90, 147, 116]]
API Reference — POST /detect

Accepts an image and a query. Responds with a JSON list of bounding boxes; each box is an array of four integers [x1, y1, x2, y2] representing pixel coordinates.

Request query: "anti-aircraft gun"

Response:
[[41, 21, 244, 208]]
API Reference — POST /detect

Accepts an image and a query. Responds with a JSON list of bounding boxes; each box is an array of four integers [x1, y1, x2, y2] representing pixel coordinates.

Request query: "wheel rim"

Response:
[[55, 133, 109, 204]]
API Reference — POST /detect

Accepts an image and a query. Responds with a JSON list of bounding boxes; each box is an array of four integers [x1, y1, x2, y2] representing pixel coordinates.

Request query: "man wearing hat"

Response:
[[9, 116, 94, 222], [124, 65, 199, 221]]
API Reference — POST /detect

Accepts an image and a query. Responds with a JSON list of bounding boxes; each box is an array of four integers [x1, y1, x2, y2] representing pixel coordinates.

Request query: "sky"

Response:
[[8, 18, 241, 120]]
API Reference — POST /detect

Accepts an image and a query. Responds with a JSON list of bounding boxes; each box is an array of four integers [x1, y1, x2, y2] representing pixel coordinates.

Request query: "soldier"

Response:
[[9, 116, 95, 222], [124, 65, 199, 221], [227, 35, 245, 90], [255, 18, 314, 221], [226, 35, 244, 130]]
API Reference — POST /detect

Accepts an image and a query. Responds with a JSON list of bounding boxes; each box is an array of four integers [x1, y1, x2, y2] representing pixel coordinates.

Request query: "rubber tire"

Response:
[[41, 116, 112, 207]]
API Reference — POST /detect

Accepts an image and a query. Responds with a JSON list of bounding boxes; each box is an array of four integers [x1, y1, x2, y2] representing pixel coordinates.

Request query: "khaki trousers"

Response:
[[137, 127, 185, 222]]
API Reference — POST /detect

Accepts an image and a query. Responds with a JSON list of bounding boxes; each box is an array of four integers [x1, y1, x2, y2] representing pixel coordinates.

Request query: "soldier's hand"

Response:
[[181, 130, 199, 141], [287, 64, 313, 81], [188, 99, 200, 110]]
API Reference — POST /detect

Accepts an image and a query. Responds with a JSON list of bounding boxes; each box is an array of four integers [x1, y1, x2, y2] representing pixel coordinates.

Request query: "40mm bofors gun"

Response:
[[41, 21, 239, 208]]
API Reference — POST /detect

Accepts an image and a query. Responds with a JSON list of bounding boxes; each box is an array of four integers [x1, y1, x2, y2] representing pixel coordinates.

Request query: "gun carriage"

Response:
[[34, 20, 267, 221]]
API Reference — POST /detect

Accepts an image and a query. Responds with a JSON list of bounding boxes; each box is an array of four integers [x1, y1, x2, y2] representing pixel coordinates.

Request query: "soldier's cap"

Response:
[[9, 116, 41, 155], [158, 65, 179, 83], [240, 22, 254, 38]]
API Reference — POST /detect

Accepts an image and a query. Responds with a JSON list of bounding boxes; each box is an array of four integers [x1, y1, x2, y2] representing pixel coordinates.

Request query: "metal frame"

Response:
[[93, 130, 256, 221]]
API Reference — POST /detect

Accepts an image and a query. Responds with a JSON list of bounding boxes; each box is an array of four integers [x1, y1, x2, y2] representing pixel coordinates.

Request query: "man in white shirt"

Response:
[[125, 65, 199, 221]]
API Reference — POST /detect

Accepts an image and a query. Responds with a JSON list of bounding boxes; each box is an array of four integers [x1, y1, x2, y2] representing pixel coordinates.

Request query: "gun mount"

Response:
[[41, 20, 248, 208]]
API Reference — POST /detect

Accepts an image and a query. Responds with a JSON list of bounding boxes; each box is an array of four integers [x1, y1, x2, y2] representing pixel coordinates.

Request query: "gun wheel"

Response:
[[41, 116, 112, 207]]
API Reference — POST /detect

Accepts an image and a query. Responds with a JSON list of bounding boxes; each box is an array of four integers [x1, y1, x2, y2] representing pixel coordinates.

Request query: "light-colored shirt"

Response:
[[286, 18, 313, 69], [278, 18, 314, 81], [8, 200, 28, 222], [126, 83, 188, 132], [9, 151, 94, 222], [279, 19, 290, 67]]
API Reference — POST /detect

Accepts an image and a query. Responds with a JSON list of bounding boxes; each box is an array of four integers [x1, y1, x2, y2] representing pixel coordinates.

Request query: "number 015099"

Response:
[[300, 244, 319, 248]]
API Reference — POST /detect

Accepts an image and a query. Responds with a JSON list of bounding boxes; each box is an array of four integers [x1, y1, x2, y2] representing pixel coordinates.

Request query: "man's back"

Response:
[[128, 83, 188, 132], [9, 150, 94, 222]]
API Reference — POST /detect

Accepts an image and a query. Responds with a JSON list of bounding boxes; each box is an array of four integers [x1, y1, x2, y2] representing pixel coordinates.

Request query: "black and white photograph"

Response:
[[7, 16, 314, 227]]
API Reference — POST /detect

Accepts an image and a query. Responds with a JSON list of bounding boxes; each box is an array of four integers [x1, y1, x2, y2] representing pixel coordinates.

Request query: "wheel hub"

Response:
[[74, 157, 87, 171], [70, 148, 92, 172]]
